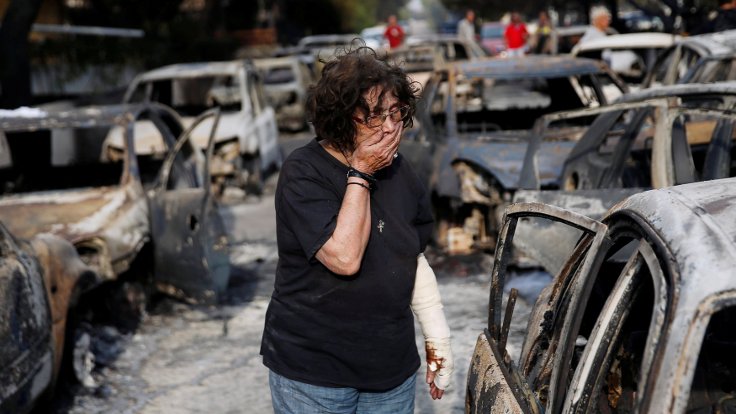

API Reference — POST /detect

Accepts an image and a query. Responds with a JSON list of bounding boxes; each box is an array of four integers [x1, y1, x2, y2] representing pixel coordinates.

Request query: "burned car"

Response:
[[404, 34, 488, 62], [0, 104, 230, 303], [644, 29, 736, 88], [106, 60, 282, 194], [0, 225, 92, 413], [254, 56, 314, 132], [467, 177, 736, 413], [387, 44, 447, 89], [400, 56, 627, 253], [517, 82, 736, 217], [571, 32, 679, 88]]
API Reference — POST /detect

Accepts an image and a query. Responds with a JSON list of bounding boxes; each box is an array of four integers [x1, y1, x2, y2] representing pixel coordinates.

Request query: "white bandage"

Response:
[[412, 253, 454, 390]]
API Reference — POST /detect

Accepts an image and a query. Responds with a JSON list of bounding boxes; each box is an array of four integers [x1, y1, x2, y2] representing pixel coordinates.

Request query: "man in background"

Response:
[[384, 15, 405, 49], [457, 9, 476, 42], [504, 12, 528, 57], [579, 6, 611, 44]]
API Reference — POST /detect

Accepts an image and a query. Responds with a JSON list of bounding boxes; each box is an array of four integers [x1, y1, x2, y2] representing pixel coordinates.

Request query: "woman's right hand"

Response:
[[350, 123, 402, 174]]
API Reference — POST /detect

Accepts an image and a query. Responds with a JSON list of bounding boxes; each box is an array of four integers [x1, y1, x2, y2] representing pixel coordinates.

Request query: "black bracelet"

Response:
[[346, 181, 371, 191], [346, 168, 376, 186]]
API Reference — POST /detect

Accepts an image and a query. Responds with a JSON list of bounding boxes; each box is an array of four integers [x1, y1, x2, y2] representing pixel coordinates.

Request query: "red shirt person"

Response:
[[504, 12, 529, 57], [384, 15, 405, 49]]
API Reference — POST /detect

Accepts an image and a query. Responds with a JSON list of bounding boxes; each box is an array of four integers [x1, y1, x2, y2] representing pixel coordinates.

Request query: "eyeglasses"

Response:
[[354, 105, 410, 128]]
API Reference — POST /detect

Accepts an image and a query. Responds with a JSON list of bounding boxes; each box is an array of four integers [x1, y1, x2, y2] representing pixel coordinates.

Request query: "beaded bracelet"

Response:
[[347, 181, 371, 191]]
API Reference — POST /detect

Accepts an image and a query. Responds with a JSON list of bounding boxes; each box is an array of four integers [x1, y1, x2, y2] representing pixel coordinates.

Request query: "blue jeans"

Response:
[[269, 370, 416, 414]]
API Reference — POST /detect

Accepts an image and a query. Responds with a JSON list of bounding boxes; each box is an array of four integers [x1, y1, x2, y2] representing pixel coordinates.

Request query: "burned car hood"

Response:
[[0, 186, 137, 242], [454, 138, 577, 190]]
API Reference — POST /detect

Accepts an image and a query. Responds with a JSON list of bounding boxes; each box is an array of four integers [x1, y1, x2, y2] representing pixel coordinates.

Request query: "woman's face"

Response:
[[354, 85, 404, 146]]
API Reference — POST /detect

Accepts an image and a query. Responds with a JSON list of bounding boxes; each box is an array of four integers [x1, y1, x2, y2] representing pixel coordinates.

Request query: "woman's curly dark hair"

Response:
[[306, 47, 420, 154]]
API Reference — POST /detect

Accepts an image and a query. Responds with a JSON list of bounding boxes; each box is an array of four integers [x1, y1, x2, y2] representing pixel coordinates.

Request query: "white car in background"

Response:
[[360, 25, 389, 51], [105, 60, 281, 194], [572, 32, 679, 89]]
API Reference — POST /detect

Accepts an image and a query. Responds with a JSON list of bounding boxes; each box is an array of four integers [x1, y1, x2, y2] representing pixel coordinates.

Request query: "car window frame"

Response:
[[563, 238, 669, 413], [483, 202, 610, 413]]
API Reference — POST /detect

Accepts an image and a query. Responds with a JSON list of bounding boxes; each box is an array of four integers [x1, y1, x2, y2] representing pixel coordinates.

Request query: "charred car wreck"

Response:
[[0, 104, 230, 410], [467, 177, 736, 413], [401, 55, 627, 254], [0, 225, 93, 414], [106, 60, 282, 195]]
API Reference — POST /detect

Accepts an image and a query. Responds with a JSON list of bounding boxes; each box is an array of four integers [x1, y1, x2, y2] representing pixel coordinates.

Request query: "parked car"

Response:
[[619, 9, 665, 32], [399, 55, 627, 253], [0, 104, 230, 304], [467, 176, 736, 413], [296, 33, 362, 70], [518, 82, 736, 208], [571, 32, 679, 88], [386, 44, 446, 89], [510, 82, 736, 272], [297, 33, 361, 56], [643, 29, 736, 87], [254, 56, 314, 132], [480, 22, 506, 56], [107, 60, 281, 194], [552, 24, 618, 55], [404, 33, 488, 62], [0, 225, 92, 413], [360, 25, 389, 51]]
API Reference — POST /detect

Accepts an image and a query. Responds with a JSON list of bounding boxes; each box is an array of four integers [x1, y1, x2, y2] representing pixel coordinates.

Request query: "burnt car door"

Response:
[[466, 202, 609, 413], [149, 108, 230, 303], [561, 225, 670, 413]]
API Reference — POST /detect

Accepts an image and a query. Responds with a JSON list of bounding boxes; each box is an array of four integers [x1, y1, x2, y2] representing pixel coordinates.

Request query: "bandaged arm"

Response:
[[412, 253, 454, 390]]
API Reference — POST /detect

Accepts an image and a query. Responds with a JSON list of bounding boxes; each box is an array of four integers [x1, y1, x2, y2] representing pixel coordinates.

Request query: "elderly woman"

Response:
[[260, 47, 453, 413]]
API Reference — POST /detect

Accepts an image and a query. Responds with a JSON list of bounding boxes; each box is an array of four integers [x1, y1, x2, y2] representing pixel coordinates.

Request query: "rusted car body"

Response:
[[467, 177, 736, 413], [0, 104, 230, 303], [400, 56, 627, 253], [404, 34, 488, 62], [253, 56, 314, 132], [387, 44, 447, 89], [516, 82, 736, 214], [105, 60, 281, 194], [644, 29, 736, 88], [571, 32, 679, 88], [0, 224, 93, 413], [509, 83, 736, 271]]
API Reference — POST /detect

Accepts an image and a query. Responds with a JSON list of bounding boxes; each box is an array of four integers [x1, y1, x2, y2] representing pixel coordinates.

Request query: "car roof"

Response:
[[253, 56, 301, 68], [608, 177, 736, 303], [678, 30, 736, 55], [406, 34, 471, 43], [572, 32, 679, 54], [449, 56, 608, 79], [0, 104, 157, 132], [616, 80, 736, 103], [555, 25, 619, 36], [136, 61, 248, 81], [297, 34, 360, 46]]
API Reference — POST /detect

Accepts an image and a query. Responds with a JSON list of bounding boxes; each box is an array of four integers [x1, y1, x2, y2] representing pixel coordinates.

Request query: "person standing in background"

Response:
[[457, 9, 476, 42], [579, 6, 611, 45], [533, 10, 553, 54], [504, 12, 529, 57], [384, 15, 405, 49]]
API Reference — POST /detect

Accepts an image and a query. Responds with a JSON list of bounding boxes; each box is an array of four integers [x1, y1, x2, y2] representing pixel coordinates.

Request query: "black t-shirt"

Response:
[[260, 137, 433, 391]]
